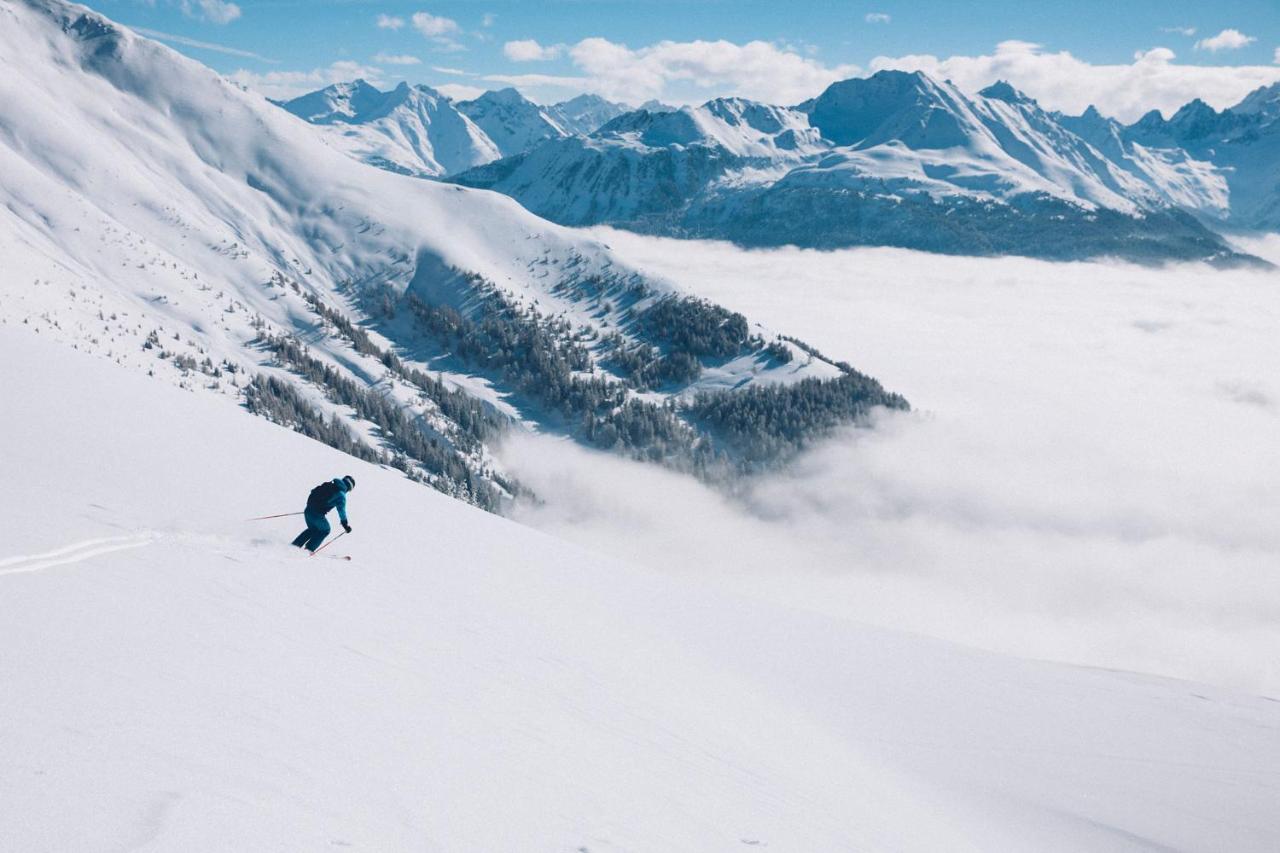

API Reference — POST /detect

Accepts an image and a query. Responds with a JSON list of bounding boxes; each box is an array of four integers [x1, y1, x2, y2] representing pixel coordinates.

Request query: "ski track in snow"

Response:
[[0, 533, 156, 577]]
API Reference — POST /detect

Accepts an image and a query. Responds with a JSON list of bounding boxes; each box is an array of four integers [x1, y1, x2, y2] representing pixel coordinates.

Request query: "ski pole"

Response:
[[311, 531, 347, 557], [248, 512, 305, 521]]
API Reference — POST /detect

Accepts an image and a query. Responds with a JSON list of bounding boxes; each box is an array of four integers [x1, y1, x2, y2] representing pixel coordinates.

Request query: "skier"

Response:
[[292, 475, 355, 552]]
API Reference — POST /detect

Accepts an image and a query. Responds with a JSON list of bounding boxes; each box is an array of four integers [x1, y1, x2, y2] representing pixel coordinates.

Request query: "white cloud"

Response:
[[1276, 46, 1280, 64], [435, 82, 487, 101], [412, 11, 459, 37], [870, 39, 1280, 122], [373, 53, 422, 66], [504, 39, 563, 62], [376, 14, 404, 31], [1195, 28, 1256, 52], [431, 65, 470, 76], [481, 12, 496, 28], [180, 0, 240, 24], [229, 60, 385, 101], [1161, 26, 1196, 37], [412, 11, 465, 52], [508, 228, 1280, 695], [865, 12, 891, 24], [563, 37, 861, 106]]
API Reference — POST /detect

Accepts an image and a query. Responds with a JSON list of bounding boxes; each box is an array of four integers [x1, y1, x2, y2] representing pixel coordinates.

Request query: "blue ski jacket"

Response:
[[313, 478, 350, 524]]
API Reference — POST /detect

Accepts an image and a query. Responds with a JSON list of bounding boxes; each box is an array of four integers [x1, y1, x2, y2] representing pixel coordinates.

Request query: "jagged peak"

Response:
[[1171, 98, 1216, 120], [1230, 81, 1280, 117], [468, 87, 533, 107], [978, 80, 1035, 106]]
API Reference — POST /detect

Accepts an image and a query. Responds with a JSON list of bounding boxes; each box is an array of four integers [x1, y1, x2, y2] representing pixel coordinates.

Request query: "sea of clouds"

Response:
[[501, 229, 1280, 694]]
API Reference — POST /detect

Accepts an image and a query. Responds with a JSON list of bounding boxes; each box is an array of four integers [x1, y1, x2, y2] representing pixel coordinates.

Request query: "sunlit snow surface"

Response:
[[3, 326, 1280, 852]]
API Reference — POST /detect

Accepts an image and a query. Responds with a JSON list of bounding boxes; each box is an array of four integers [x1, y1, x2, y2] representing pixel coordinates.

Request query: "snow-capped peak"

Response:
[[547, 93, 631, 135], [1231, 82, 1280, 119], [977, 80, 1035, 106], [456, 87, 568, 158]]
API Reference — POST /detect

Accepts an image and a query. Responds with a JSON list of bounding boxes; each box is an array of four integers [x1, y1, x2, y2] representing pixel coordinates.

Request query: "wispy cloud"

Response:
[[376, 14, 404, 31], [431, 65, 471, 75], [180, 0, 240, 25], [504, 39, 563, 62], [1195, 28, 1256, 52], [481, 12, 496, 28], [865, 12, 891, 24], [134, 27, 277, 62], [412, 10, 466, 51], [555, 37, 861, 106], [436, 82, 487, 101], [1160, 25, 1197, 37], [229, 60, 384, 100], [373, 53, 422, 66]]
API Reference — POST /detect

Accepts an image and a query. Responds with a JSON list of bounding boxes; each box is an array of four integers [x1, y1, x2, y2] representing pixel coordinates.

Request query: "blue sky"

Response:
[[98, 0, 1280, 120]]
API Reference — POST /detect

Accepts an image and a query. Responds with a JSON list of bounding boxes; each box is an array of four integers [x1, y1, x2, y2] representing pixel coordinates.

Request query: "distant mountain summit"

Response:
[[547, 93, 631, 135], [280, 81, 499, 177], [281, 83, 631, 176], [1115, 86, 1280, 230], [455, 88, 569, 158]]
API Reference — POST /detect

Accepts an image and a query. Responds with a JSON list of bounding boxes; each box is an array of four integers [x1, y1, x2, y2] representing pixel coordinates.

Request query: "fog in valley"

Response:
[[503, 231, 1280, 693]]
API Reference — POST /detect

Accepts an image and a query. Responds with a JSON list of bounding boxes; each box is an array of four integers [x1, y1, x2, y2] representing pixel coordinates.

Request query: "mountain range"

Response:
[[281, 72, 1279, 264]]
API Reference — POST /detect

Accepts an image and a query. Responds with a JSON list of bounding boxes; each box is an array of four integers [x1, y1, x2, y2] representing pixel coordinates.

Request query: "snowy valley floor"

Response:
[[2, 309, 1280, 850]]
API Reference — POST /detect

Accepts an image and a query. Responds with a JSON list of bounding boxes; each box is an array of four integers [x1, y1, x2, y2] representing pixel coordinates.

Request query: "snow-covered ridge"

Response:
[[1095, 83, 1280, 230], [447, 72, 1244, 262], [0, 0, 901, 511], [280, 81, 632, 177], [278, 80, 500, 178]]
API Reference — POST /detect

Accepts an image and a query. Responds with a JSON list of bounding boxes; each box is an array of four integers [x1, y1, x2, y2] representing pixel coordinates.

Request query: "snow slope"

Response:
[[279, 80, 501, 178], [4, 318, 1280, 852], [0, 0, 861, 507]]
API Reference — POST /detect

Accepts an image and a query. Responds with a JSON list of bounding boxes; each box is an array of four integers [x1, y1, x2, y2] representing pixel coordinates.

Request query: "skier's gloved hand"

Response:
[[342, 522, 352, 533]]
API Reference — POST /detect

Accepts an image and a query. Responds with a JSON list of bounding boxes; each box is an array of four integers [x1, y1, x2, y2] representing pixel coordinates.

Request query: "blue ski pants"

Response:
[[291, 510, 330, 552]]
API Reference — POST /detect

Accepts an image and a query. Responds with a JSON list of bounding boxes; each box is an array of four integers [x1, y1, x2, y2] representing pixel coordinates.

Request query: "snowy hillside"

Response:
[[278, 80, 501, 178], [0, 0, 904, 511], [5, 319, 1280, 852], [455, 87, 571, 158], [450, 72, 1245, 262]]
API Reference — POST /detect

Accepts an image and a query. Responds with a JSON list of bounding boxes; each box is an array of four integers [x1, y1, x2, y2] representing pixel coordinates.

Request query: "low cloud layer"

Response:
[[502, 231, 1280, 694]]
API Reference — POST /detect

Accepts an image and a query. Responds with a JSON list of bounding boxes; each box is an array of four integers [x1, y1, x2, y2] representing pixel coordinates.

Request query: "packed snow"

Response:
[[3, 317, 1280, 852], [3, 1, 1280, 850]]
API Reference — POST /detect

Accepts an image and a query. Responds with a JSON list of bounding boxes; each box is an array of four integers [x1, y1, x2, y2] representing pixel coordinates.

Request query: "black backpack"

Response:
[[306, 480, 340, 512]]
